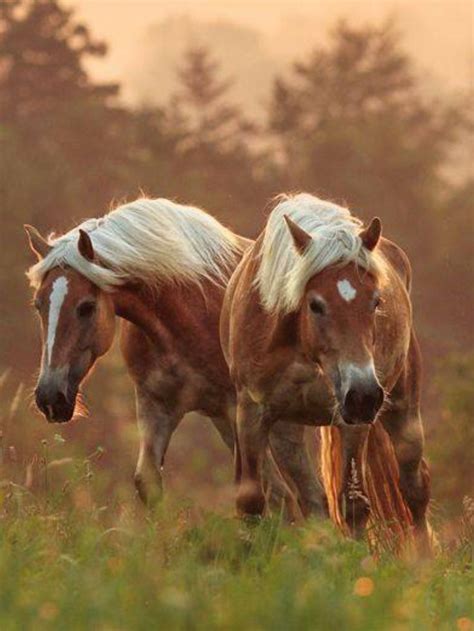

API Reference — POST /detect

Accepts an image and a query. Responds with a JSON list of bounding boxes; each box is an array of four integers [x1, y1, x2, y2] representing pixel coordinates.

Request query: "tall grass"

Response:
[[0, 373, 472, 630], [0, 438, 471, 630]]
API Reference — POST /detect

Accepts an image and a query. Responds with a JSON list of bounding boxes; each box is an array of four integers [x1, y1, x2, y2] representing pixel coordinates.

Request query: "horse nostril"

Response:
[[54, 391, 68, 407], [35, 386, 47, 411], [344, 385, 384, 423], [344, 388, 362, 416]]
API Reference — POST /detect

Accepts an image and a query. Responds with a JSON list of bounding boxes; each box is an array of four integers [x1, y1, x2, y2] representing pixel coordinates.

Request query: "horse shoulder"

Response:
[[120, 320, 159, 384], [221, 240, 262, 377]]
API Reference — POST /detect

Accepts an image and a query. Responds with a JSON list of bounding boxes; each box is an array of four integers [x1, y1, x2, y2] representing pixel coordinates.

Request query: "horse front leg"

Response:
[[269, 422, 326, 519], [211, 414, 299, 520], [339, 425, 371, 538], [134, 387, 180, 506], [235, 390, 273, 517]]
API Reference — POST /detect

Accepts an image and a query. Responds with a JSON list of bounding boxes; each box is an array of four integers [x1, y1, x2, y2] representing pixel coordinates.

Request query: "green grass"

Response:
[[0, 478, 472, 631]]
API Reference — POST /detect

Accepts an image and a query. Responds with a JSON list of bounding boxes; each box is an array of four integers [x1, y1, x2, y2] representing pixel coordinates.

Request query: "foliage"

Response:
[[267, 21, 471, 347], [0, 0, 135, 370], [268, 20, 462, 223], [429, 354, 474, 515], [155, 46, 268, 229], [0, 479, 472, 630], [0, 0, 117, 124]]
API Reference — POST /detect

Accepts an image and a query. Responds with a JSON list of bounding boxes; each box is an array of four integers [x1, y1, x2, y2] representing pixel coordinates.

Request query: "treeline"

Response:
[[1, 0, 472, 376]]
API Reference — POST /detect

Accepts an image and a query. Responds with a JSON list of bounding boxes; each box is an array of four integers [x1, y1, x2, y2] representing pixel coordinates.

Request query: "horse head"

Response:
[[285, 215, 384, 425], [25, 226, 115, 422]]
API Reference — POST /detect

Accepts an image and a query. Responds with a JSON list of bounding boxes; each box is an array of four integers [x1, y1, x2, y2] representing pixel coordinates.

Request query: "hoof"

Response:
[[237, 484, 266, 517], [134, 473, 164, 508], [134, 474, 148, 505]]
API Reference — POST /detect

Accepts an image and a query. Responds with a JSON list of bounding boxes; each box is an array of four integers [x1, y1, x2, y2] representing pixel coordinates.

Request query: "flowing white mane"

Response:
[[256, 193, 383, 313], [27, 198, 244, 291]]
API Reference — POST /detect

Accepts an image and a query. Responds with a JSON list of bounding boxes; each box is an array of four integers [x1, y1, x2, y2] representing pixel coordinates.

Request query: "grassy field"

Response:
[[0, 452, 472, 631]]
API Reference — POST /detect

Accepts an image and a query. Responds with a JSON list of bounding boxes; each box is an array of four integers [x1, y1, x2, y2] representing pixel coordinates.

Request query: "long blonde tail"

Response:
[[320, 426, 347, 533], [320, 421, 415, 553]]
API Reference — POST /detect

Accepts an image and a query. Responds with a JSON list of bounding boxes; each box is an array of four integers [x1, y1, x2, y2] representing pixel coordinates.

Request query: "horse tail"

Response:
[[319, 426, 348, 533], [320, 422, 415, 553], [361, 422, 415, 553]]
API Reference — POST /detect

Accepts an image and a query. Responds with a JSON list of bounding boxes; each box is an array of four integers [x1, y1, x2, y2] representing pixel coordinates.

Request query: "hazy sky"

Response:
[[69, 0, 473, 105]]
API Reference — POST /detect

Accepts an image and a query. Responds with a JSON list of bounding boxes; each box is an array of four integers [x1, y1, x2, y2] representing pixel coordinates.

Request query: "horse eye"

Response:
[[33, 298, 41, 311], [309, 298, 326, 316], [77, 301, 96, 318], [373, 295, 383, 311]]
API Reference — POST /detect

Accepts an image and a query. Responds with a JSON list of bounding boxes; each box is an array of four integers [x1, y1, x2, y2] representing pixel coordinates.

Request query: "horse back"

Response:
[[379, 237, 412, 292]]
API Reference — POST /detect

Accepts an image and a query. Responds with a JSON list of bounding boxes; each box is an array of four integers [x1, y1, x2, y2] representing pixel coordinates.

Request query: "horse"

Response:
[[220, 193, 431, 547], [24, 197, 319, 514]]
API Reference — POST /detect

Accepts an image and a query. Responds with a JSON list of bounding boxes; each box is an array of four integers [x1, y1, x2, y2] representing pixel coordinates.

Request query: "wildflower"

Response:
[[353, 577, 374, 597], [38, 601, 59, 621], [457, 618, 473, 631]]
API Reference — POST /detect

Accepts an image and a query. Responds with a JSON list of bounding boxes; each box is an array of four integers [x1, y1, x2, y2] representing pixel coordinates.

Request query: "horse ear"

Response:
[[284, 215, 313, 255], [78, 229, 95, 262], [360, 217, 382, 251], [24, 224, 51, 261]]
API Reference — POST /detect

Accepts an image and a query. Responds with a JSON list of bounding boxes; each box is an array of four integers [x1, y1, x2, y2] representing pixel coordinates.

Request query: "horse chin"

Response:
[[339, 409, 376, 426]]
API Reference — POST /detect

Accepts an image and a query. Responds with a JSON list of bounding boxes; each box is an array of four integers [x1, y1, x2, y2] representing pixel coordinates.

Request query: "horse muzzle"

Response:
[[35, 382, 76, 423], [340, 383, 384, 425]]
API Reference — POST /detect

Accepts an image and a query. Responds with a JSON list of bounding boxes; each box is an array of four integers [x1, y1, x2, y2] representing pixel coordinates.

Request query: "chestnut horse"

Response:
[[25, 197, 315, 512], [221, 193, 430, 545]]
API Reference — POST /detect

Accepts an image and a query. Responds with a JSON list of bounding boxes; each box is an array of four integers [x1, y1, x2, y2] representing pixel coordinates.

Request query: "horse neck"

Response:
[[111, 284, 174, 352], [111, 279, 226, 359]]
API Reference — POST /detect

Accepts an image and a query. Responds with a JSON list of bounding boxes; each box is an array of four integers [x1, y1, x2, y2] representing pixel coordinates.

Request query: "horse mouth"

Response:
[[340, 411, 376, 426], [42, 401, 75, 423]]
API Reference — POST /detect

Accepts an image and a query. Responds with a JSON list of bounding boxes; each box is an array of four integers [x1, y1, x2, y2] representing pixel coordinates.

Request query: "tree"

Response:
[[0, 0, 136, 221], [268, 21, 462, 245], [157, 46, 266, 231], [0, 0, 136, 371], [268, 20, 469, 350], [172, 46, 254, 154], [0, 0, 118, 124]]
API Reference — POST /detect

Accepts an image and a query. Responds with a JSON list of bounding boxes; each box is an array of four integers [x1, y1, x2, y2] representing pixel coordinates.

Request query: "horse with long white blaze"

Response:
[[24, 197, 317, 512], [220, 193, 430, 545]]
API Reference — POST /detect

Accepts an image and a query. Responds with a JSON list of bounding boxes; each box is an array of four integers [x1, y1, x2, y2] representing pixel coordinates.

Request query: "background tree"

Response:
[[429, 353, 474, 514], [0, 0, 136, 372], [0, 0, 116, 124], [268, 20, 470, 351], [160, 46, 267, 231]]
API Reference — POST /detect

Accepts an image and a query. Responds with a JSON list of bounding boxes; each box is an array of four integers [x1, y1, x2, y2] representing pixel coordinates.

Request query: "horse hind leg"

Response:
[[134, 387, 180, 506], [382, 410, 431, 548], [381, 334, 431, 551]]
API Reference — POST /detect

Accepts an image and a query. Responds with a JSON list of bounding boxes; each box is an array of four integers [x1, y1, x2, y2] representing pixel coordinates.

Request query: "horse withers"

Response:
[[24, 197, 317, 514], [220, 193, 430, 546]]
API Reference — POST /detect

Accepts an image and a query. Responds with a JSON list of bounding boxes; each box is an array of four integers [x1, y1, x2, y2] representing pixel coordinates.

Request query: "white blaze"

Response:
[[337, 279, 357, 302], [46, 276, 68, 365]]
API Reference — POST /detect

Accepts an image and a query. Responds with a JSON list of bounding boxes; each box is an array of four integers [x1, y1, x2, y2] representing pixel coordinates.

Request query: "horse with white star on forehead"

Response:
[[220, 193, 431, 549]]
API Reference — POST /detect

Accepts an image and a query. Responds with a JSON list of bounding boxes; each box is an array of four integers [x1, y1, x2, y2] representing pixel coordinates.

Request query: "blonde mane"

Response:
[[27, 198, 244, 291], [256, 193, 384, 313]]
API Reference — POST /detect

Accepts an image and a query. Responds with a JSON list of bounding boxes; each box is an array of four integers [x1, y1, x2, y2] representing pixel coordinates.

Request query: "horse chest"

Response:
[[143, 358, 228, 418], [263, 361, 334, 426]]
